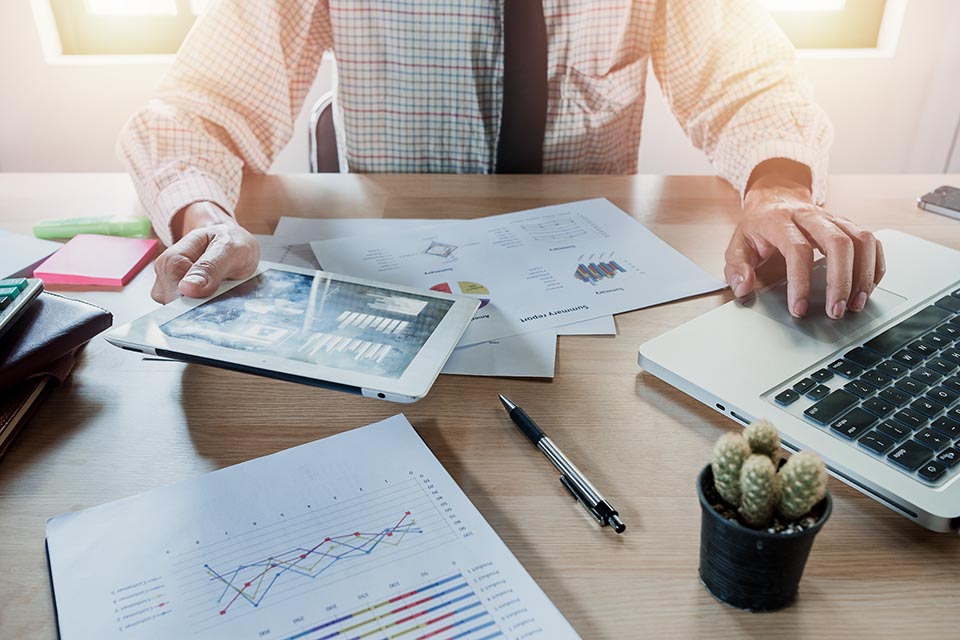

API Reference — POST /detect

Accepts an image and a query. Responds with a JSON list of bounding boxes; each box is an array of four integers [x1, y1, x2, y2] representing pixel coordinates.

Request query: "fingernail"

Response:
[[731, 274, 750, 298], [183, 273, 207, 286], [831, 300, 846, 320], [792, 299, 808, 318], [850, 291, 868, 312]]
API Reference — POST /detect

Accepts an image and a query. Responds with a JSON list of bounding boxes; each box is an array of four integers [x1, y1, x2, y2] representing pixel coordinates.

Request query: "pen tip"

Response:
[[498, 394, 516, 412], [609, 514, 626, 534]]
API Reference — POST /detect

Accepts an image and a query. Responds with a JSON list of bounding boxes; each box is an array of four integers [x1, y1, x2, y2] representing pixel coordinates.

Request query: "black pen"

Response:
[[499, 394, 625, 534]]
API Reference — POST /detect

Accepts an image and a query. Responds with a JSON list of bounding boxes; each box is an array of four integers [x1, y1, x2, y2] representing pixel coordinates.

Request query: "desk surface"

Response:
[[1, 173, 958, 638]]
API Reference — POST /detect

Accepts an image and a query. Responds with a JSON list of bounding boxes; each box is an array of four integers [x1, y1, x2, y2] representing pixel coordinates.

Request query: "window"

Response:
[[763, 0, 894, 50], [42, 0, 210, 56]]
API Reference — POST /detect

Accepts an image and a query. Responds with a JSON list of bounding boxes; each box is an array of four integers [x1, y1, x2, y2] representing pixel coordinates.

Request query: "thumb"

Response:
[[723, 231, 759, 299], [178, 237, 235, 298]]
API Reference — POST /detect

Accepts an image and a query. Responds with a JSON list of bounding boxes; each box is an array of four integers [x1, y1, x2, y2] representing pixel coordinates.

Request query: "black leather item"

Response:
[[495, 0, 548, 174]]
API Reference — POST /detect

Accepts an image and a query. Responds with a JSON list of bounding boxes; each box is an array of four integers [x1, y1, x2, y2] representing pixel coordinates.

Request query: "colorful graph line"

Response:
[[574, 261, 627, 285], [281, 572, 502, 640], [204, 512, 422, 615]]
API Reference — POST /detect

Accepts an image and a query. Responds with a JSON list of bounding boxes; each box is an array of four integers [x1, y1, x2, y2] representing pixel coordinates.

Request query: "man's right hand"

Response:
[[151, 202, 260, 304]]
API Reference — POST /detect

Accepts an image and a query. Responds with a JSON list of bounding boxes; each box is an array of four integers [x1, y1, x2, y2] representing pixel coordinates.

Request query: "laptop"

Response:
[[639, 230, 960, 532]]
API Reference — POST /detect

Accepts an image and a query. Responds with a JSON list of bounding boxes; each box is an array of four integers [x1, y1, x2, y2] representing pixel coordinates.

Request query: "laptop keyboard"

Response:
[[770, 289, 960, 486]]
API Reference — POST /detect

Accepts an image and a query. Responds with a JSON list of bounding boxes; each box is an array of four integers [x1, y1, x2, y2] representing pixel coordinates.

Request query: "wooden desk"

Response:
[[1, 173, 958, 638]]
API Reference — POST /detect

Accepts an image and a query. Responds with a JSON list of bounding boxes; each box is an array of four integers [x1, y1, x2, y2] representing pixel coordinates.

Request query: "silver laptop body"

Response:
[[639, 230, 960, 532]]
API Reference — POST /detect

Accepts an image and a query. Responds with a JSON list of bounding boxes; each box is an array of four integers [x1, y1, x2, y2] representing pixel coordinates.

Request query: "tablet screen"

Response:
[[160, 269, 453, 379]]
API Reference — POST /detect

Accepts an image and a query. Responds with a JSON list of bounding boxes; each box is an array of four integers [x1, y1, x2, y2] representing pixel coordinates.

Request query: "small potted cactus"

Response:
[[697, 419, 831, 611]]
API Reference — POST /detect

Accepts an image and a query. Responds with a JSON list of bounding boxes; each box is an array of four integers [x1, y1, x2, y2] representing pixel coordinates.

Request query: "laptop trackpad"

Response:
[[744, 266, 907, 344]]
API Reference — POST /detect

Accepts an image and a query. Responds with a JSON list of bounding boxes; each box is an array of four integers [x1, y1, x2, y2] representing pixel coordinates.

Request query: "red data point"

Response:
[[387, 533, 393, 537], [244, 582, 251, 588], [300, 554, 307, 559], [220, 610, 226, 616], [405, 511, 411, 515], [354, 532, 361, 537], [324, 537, 331, 542]]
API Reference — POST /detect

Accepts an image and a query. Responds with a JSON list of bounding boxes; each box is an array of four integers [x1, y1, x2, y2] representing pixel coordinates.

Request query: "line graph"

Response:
[[206, 511, 422, 615]]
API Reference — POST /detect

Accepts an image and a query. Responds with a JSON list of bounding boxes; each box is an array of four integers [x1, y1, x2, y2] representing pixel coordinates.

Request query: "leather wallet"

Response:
[[0, 292, 113, 390]]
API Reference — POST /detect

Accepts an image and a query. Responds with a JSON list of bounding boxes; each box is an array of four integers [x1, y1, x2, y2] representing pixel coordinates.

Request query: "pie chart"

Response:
[[431, 281, 491, 308]]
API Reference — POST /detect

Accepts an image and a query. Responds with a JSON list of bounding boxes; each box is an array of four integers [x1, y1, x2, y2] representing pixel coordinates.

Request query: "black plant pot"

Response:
[[697, 464, 831, 611]]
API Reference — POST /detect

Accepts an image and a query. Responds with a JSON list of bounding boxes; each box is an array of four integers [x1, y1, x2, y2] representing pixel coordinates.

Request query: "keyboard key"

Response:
[[951, 316, 960, 328], [887, 440, 935, 470], [895, 377, 927, 396], [879, 386, 911, 407], [805, 390, 859, 426], [942, 376, 960, 395], [948, 407, 960, 423], [907, 340, 936, 358], [0, 286, 21, 299], [930, 416, 960, 439], [940, 348, 960, 367], [935, 324, 960, 340], [910, 368, 942, 386], [877, 360, 908, 378], [828, 359, 864, 379], [844, 379, 876, 399], [775, 389, 800, 406], [863, 397, 896, 418], [806, 384, 831, 401], [937, 447, 960, 468], [926, 386, 959, 407], [860, 431, 895, 455], [811, 368, 834, 383], [792, 378, 816, 394], [909, 398, 943, 418], [863, 306, 951, 355], [0, 278, 28, 291], [831, 408, 878, 439], [892, 350, 922, 368], [859, 370, 891, 388], [915, 428, 950, 451], [935, 295, 960, 314], [918, 460, 948, 482], [893, 408, 927, 431], [926, 357, 958, 376], [923, 333, 951, 349], [876, 421, 911, 442], [845, 347, 882, 368]]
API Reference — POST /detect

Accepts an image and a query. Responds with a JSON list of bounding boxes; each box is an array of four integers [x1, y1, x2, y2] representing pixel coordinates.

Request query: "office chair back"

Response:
[[309, 92, 341, 173]]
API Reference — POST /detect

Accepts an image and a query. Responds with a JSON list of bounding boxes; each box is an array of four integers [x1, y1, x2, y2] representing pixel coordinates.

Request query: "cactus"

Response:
[[739, 454, 780, 527], [744, 418, 780, 459], [709, 420, 827, 529], [711, 433, 751, 506], [777, 451, 828, 520]]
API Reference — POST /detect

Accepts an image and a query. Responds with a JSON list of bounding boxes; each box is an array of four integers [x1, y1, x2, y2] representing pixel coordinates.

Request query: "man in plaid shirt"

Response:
[[120, 0, 884, 320]]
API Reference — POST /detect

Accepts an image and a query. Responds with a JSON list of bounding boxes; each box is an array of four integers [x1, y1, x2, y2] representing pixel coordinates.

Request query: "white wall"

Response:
[[1, 0, 958, 176]]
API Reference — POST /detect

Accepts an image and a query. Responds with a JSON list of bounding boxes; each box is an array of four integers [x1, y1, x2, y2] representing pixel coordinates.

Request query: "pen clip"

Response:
[[559, 475, 606, 526]]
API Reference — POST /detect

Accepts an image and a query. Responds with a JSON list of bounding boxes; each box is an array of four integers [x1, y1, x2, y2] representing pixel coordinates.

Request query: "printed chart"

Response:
[[46, 416, 579, 640], [574, 261, 627, 285]]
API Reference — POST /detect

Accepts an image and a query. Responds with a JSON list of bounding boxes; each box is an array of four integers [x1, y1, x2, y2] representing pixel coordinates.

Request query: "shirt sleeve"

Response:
[[116, 0, 333, 246], [650, 0, 834, 204]]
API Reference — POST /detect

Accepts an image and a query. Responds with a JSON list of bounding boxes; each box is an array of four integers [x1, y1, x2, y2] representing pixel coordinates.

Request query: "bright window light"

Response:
[[764, 0, 846, 11], [84, 0, 177, 15], [189, 0, 210, 15]]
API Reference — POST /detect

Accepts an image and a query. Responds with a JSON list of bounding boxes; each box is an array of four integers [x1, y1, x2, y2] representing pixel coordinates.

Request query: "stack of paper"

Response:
[[258, 199, 723, 378]]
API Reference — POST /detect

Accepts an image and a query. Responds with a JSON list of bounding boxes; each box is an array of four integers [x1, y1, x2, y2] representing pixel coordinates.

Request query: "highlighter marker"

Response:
[[33, 215, 152, 240]]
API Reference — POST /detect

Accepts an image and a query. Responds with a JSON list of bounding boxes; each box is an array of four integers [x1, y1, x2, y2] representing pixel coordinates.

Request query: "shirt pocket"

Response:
[[560, 59, 647, 114]]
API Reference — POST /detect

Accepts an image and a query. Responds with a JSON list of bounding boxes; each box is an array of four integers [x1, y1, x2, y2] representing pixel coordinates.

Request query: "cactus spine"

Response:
[[709, 421, 827, 529]]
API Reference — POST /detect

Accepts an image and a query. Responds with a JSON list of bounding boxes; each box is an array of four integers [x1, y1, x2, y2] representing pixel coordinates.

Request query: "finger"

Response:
[[759, 220, 815, 318], [723, 229, 760, 298], [874, 238, 886, 286], [150, 231, 212, 303], [177, 236, 238, 298], [831, 217, 877, 312], [794, 212, 853, 319]]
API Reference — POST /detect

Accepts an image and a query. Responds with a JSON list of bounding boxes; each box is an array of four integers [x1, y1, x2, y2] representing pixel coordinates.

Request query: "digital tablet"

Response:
[[105, 263, 480, 402]]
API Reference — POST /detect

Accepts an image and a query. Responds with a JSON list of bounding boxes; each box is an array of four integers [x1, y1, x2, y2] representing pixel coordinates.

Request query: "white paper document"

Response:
[[262, 218, 616, 378], [46, 415, 579, 640], [311, 199, 724, 346]]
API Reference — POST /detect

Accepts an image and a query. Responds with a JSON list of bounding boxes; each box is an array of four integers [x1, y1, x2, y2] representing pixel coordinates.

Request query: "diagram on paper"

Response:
[[431, 281, 492, 309], [423, 240, 458, 259]]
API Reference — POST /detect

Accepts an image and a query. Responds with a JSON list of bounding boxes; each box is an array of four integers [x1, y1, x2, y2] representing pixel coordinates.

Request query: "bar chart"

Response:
[[574, 260, 627, 285]]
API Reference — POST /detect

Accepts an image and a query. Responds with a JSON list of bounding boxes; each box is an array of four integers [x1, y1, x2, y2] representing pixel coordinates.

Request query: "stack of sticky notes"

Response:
[[34, 234, 158, 287]]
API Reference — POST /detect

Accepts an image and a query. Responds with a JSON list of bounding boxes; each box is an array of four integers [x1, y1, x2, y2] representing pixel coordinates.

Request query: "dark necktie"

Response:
[[495, 0, 548, 173]]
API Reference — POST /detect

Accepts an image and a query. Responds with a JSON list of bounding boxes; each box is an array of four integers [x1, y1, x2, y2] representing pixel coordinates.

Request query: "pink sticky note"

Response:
[[34, 234, 158, 287]]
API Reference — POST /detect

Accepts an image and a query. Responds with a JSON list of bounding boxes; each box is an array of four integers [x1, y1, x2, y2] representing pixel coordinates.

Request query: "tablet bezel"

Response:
[[104, 262, 480, 402]]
